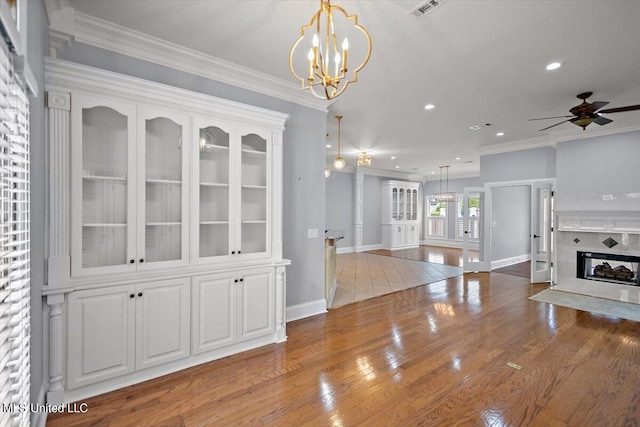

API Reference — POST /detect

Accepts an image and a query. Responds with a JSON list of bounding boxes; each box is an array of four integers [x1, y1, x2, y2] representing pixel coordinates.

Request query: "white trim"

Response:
[[555, 210, 640, 233], [422, 239, 467, 249], [337, 246, 355, 254], [286, 299, 327, 322], [550, 122, 640, 144], [491, 253, 531, 270], [62, 11, 328, 112], [478, 135, 554, 156], [358, 244, 383, 252]]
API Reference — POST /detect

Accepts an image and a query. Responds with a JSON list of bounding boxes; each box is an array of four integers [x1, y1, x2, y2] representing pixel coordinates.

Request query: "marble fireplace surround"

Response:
[[554, 210, 640, 305]]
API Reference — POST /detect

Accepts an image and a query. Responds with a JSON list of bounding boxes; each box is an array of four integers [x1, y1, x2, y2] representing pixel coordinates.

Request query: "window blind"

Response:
[[0, 36, 31, 427]]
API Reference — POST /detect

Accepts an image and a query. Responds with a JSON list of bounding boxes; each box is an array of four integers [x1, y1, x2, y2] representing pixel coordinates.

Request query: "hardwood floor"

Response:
[[493, 261, 531, 278], [48, 273, 640, 427]]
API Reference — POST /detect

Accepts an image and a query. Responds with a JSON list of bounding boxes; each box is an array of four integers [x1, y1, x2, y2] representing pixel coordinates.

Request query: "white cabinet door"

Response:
[[67, 285, 136, 389], [192, 273, 237, 355], [136, 108, 190, 270], [391, 225, 405, 248], [135, 279, 190, 369], [407, 224, 419, 246], [71, 94, 137, 277], [239, 269, 274, 341]]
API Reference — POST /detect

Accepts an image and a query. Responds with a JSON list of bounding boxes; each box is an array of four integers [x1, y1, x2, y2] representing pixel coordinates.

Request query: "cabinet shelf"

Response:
[[200, 221, 229, 225], [241, 148, 266, 157], [200, 182, 229, 188], [242, 220, 266, 224], [82, 223, 127, 227], [242, 185, 266, 190], [146, 179, 181, 185], [201, 144, 229, 152], [83, 174, 126, 182], [146, 222, 182, 226]]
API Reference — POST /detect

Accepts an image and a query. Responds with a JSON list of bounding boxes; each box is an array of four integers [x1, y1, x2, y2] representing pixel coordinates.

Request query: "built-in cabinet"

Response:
[[381, 181, 421, 249], [44, 59, 289, 404]]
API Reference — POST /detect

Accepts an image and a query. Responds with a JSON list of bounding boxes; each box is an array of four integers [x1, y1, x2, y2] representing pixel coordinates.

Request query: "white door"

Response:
[[463, 187, 491, 272], [531, 183, 553, 283], [239, 269, 275, 341], [67, 285, 136, 389], [192, 273, 238, 355], [136, 279, 190, 369]]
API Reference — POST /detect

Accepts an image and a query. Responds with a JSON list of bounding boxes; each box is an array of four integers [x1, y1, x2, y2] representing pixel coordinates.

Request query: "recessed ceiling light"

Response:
[[469, 125, 482, 131], [391, 156, 396, 160], [496, 132, 505, 136], [546, 62, 562, 71], [431, 171, 435, 174], [326, 144, 332, 148], [424, 104, 436, 110], [455, 157, 461, 160], [395, 166, 400, 169]]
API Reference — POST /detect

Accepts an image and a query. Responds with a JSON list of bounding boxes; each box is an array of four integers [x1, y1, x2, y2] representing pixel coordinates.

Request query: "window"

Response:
[[426, 197, 447, 238], [0, 39, 31, 427]]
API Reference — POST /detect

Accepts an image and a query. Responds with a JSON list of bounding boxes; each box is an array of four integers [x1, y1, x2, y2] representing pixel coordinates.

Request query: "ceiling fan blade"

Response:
[[538, 119, 573, 131], [598, 104, 640, 114], [586, 101, 609, 113], [593, 115, 613, 126], [528, 115, 574, 121]]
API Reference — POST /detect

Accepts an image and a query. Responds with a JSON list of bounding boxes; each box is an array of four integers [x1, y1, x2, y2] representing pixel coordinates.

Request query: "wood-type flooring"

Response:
[[48, 272, 640, 426]]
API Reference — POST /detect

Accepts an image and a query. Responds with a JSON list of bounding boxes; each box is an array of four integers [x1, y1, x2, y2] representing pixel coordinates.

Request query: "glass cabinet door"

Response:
[[239, 132, 268, 256], [72, 97, 137, 275], [139, 110, 188, 267], [399, 188, 405, 220], [392, 188, 398, 220], [412, 189, 418, 220], [196, 122, 232, 260]]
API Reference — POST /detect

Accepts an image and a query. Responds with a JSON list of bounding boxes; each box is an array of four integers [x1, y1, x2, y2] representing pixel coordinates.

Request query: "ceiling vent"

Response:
[[409, 0, 445, 19]]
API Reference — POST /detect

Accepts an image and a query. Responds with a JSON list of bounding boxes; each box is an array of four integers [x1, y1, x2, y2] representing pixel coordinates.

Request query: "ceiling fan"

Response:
[[529, 92, 640, 131]]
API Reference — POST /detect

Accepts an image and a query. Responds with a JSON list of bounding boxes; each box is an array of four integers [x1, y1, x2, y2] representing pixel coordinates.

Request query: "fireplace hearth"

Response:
[[577, 251, 640, 286]]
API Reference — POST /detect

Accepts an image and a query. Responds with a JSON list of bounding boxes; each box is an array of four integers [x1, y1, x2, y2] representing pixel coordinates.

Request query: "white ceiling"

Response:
[[68, 0, 640, 178]]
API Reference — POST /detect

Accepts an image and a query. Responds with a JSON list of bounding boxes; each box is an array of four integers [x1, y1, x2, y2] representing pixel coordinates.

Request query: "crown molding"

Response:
[[46, 8, 328, 112], [549, 122, 640, 144], [478, 135, 554, 156]]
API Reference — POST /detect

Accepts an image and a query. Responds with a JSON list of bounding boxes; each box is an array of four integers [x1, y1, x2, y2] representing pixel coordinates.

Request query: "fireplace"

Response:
[[577, 251, 640, 286]]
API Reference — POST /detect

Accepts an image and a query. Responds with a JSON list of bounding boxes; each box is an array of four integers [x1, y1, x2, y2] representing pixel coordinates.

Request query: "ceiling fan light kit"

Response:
[[289, 0, 372, 100], [530, 92, 640, 131]]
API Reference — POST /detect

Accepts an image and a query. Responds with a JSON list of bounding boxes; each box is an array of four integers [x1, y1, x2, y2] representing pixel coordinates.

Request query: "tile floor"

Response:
[[331, 252, 463, 308]]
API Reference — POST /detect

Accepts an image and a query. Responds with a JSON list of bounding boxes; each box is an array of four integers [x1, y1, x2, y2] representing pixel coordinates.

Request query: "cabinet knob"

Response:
[[139, 258, 144, 263], [129, 294, 135, 299], [231, 251, 236, 255], [129, 259, 135, 264], [234, 279, 238, 283], [138, 292, 143, 297], [238, 250, 241, 254], [239, 278, 244, 282]]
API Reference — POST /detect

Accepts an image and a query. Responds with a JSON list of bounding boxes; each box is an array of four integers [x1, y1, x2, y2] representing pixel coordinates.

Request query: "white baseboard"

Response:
[[31, 385, 48, 427], [421, 239, 469, 249], [357, 244, 382, 252], [491, 253, 531, 270], [336, 246, 355, 254], [286, 299, 326, 322]]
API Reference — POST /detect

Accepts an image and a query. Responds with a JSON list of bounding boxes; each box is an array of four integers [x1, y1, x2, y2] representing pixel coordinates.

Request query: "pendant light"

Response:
[[333, 115, 345, 170], [434, 165, 455, 202]]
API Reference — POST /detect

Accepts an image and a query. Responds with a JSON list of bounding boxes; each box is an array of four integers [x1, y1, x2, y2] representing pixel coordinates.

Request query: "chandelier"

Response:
[[333, 115, 345, 170], [434, 166, 455, 202], [289, 0, 372, 100], [356, 151, 371, 167]]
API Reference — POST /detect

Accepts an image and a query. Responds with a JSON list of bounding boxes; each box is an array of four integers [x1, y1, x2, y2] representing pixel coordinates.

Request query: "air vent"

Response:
[[409, 0, 445, 19]]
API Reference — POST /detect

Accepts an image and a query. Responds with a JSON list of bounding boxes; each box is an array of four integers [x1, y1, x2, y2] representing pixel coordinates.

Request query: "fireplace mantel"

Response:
[[555, 210, 640, 234]]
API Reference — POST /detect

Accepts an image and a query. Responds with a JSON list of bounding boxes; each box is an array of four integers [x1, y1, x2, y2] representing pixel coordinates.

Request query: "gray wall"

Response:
[[481, 146, 556, 183], [363, 175, 382, 246], [27, 0, 48, 406], [556, 130, 640, 211], [325, 171, 353, 248], [58, 43, 327, 307], [424, 176, 483, 195], [491, 185, 531, 261]]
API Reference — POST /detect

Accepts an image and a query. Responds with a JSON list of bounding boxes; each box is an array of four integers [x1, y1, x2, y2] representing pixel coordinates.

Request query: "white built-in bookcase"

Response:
[[43, 58, 289, 404]]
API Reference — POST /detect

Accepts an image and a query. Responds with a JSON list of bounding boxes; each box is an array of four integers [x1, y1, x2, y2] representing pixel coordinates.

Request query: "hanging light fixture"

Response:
[[356, 151, 371, 167], [333, 115, 345, 170], [325, 132, 332, 177], [434, 166, 455, 202], [289, 0, 372, 100]]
